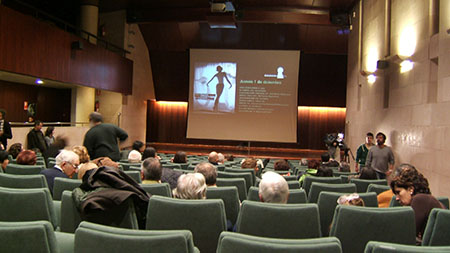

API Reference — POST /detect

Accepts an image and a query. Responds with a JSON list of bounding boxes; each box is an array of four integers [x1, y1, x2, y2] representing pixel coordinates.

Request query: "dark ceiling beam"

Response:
[[127, 7, 332, 25]]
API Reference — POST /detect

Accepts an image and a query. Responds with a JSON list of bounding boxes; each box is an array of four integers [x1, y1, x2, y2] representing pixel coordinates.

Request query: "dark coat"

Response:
[[0, 121, 12, 149], [27, 129, 47, 153], [40, 167, 68, 194]]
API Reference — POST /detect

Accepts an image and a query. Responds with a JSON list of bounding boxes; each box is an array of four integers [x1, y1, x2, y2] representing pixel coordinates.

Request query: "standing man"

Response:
[[365, 132, 395, 179], [27, 120, 47, 154], [83, 112, 128, 161], [0, 109, 12, 150], [355, 132, 375, 172]]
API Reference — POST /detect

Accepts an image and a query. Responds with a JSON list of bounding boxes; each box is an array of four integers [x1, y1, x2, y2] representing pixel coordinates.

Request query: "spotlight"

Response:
[[35, 79, 44, 85], [400, 60, 413, 73], [367, 74, 376, 84]]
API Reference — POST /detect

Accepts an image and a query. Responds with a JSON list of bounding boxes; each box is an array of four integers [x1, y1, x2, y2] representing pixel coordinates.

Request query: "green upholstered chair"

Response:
[[422, 208, 450, 246], [224, 168, 256, 187], [367, 183, 391, 195], [339, 175, 349, 183], [139, 183, 172, 197], [128, 165, 142, 172], [365, 241, 450, 253], [389, 195, 401, 207], [0, 220, 75, 253], [75, 221, 199, 253], [48, 160, 56, 168], [437, 197, 449, 209], [302, 176, 342, 196], [330, 205, 416, 253], [217, 231, 342, 253], [287, 180, 300, 189], [0, 173, 48, 188], [216, 178, 247, 202], [5, 164, 45, 175], [206, 186, 240, 226], [333, 171, 359, 177], [246, 186, 307, 204], [0, 187, 57, 228], [389, 195, 448, 209], [218, 171, 253, 191], [317, 191, 378, 237], [283, 175, 298, 181], [123, 170, 142, 183], [162, 163, 182, 170], [118, 162, 141, 171], [307, 183, 356, 203], [146, 195, 227, 253], [349, 178, 388, 193], [52, 178, 82, 201], [236, 201, 321, 239]]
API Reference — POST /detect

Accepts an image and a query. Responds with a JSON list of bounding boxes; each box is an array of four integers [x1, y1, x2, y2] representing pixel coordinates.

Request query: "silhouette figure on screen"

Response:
[[277, 66, 285, 79], [206, 66, 232, 111]]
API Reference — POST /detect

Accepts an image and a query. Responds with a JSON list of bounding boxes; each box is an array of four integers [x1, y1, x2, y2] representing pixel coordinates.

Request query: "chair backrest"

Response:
[[287, 180, 300, 189], [0, 186, 57, 228], [217, 231, 343, 253], [437, 197, 449, 209], [5, 164, 45, 175], [333, 171, 359, 177], [139, 183, 172, 197], [349, 178, 388, 193], [206, 186, 240, 225], [246, 186, 307, 204], [128, 166, 142, 172], [216, 178, 247, 202], [75, 221, 198, 253], [367, 183, 391, 195], [317, 191, 378, 236], [236, 200, 321, 239], [308, 183, 356, 203], [52, 177, 82, 200], [303, 176, 342, 195], [218, 171, 253, 190], [123, 170, 142, 183], [119, 162, 142, 171], [0, 220, 59, 253], [224, 168, 256, 186], [0, 173, 48, 189], [48, 160, 56, 168], [283, 175, 298, 181], [60, 191, 83, 233], [146, 195, 227, 253], [162, 163, 182, 170], [330, 205, 416, 252], [422, 208, 450, 246], [365, 241, 450, 253]]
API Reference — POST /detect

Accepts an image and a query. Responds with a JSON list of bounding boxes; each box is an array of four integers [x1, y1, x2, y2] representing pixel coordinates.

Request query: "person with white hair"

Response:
[[173, 173, 207, 199], [217, 153, 225, 164], [208, 151, 219, 165], [40, 150, 79, 193], [259, 171, 289, 204], [128, 150, 142, 163]]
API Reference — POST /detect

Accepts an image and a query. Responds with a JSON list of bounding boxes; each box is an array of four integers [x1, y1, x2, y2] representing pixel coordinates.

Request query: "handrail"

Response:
[[10, 122, 91, 127], [2, 0, 130, 57]]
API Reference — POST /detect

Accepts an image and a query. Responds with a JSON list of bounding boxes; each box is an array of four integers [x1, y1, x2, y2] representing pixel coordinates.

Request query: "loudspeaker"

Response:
[[330, 11, 349, 26], [71, 41, 83, 50], [377, 60, 389, 69]]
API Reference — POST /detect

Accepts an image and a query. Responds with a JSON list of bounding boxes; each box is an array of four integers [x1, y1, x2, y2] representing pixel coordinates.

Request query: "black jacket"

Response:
[[83, 123, 128, 161], [27, 128, 47, 153], [0, 120, 12, 149], [74, 166, 149, 229]]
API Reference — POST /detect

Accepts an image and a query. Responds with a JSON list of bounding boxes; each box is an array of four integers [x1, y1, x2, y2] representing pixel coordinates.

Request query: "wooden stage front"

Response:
[[148, 142, 327, 160]]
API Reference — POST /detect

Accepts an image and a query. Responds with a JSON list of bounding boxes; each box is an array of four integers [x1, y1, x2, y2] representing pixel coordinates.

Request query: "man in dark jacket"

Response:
[[0, 109, 12, 150], [40, 150, 79, 193], [27, 120, 47, 153], [83, 112, 128, 161]]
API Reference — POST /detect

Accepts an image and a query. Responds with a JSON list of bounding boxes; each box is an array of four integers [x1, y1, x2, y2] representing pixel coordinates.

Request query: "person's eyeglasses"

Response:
[[66, 162, 79, 169]]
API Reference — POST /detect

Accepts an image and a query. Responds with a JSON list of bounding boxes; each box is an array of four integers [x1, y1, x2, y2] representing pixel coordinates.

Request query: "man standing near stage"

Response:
[[365, 132, 394, 179]]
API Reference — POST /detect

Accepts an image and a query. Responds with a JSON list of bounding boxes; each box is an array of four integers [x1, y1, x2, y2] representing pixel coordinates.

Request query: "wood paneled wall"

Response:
[[147, 100, 346, 150], [0, 80, 71, 122], [0, 6, 133, 94]]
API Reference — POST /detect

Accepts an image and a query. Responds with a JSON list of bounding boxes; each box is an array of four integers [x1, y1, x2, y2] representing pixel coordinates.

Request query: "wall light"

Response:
[[35, 79, 44, 85], [367, 74, 376, 84], [400, 60, 414, 73], [399, 26, 416, 57]]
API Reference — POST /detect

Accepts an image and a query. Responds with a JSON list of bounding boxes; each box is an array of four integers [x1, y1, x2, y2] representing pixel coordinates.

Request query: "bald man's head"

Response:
[[259, 171, 289, 204], [208, 151, 219, 164]]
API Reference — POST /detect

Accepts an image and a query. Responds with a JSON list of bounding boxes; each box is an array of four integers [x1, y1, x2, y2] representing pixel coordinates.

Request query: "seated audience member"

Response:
[[378, 163, 413, 208], [172, 151, 187, 163], [224, 154, 234, 161], [44, 126, 56, 147], [73, 145, 90, 164], [337, 193, 365, 206], [390, 167, 444, 241], [316, 166, 334, 177], [92, 156, 120, 170], [359, 167, 378, 179], [208, 151, 219, 165], [308, 159, 321, 170], [142, 147, 159, 160], [173, 173, 207, 199], [8, 143, 22, 159], [41, 150, 79, 193], [132, 140, 145, 153], [217, 153, 225, 164], [339, 162, 351, 172], [259, 171, 289, 204], [16, 150, 37, 165], [241, 158, 259, 172], [161, 168, 183, 190], [321, 152, 339, 167], [273, 160, 291, 176], [128, 150, 142, 163], [298, 159, 322, 186], [0, 150, 9, 171], [77, 162, 98, 180], [44, 136, 67, 165], [194, 162, 217, 187], [299, 158, 308, 167], [141, 158, 162, 184]]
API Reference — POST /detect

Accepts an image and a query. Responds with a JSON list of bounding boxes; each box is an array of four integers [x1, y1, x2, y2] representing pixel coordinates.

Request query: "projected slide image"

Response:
[[193, 62, 236, 113]]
